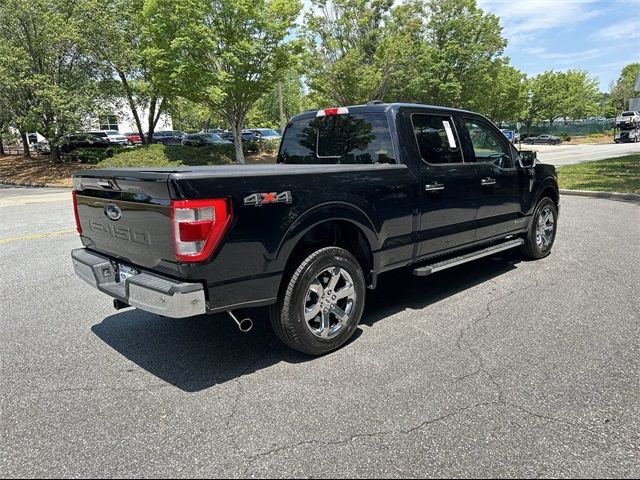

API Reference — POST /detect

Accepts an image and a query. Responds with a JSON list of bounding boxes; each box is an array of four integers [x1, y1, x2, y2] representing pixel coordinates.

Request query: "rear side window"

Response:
[[411, 114, 463, 164], [278, 113, 396, 164]]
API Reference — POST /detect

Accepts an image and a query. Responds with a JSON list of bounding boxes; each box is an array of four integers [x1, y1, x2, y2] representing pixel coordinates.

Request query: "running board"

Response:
[[412, 239, 524, 277]]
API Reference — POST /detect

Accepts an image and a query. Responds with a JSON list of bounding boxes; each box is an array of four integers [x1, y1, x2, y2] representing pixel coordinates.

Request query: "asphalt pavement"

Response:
[[1, 186, 639, 478], [528, 141, 640, 166]]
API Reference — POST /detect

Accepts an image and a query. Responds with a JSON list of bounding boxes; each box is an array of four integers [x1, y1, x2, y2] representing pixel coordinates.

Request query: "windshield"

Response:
[[204, 134, 223, 141], [621, 112, 635, 117], [257, 129, 279, 137], [278, 112, 396, 165], [106, 131, 121, 135]]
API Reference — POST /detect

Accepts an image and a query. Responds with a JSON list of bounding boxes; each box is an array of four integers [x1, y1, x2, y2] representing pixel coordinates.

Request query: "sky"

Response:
[[300, 0, 640, 92], [477, 0, 640, 91]]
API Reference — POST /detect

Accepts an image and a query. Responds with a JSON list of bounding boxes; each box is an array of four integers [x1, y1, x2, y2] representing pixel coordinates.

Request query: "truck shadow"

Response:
[[91, 252, 520, 392]]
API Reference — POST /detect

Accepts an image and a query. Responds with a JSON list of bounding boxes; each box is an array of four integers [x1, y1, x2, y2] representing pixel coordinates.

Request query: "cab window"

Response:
[[463, 118, 513, 169], [411, 114, 463, 164]]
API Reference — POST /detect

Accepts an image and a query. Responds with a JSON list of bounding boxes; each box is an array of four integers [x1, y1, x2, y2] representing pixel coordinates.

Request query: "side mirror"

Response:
[[518, 150, 537, 168]]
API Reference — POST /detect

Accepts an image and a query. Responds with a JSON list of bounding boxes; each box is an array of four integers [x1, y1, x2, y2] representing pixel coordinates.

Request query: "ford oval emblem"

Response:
[[104, 203, 122, 221]]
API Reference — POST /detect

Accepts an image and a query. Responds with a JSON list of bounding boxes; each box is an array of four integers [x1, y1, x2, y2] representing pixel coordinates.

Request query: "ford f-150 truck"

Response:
[[71, 103, 559, 355]]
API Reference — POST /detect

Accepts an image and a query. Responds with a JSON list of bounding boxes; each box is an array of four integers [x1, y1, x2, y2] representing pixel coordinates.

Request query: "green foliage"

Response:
[[91, 0, 167, 143], [608, 63, 640, 113], [560, 133, 572, 142], [145, 0, 302, 164], [304, 0, 397, 105], [97, 144, 234, 168], [0, 0, 101, 161], [256, 139, 280, 154], [68, 147, 125, 164], [248, 69, 308, 128]]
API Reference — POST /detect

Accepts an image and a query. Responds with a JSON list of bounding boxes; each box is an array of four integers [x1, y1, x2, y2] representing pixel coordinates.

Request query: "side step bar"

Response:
[[412, 239, 524, 277]]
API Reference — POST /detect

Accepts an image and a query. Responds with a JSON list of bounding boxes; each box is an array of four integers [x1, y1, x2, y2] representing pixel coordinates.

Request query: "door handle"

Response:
[[425, 183, 445, 192], [481, 178, 496, 186]]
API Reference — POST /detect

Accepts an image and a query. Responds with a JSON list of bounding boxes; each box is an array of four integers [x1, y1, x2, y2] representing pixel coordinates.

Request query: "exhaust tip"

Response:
[[239, 318, 253, 333], [228, 310, 253, 333]]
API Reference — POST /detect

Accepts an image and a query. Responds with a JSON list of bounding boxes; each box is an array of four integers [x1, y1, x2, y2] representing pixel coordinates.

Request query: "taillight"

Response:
[[72, 191, 82, 234], [316, 107, 349, 117], [171, 199, 232, 262]]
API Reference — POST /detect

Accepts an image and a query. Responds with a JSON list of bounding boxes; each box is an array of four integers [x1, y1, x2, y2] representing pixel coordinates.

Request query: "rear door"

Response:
[[406, 110, 479, 258], [458, 115, 528, 240]]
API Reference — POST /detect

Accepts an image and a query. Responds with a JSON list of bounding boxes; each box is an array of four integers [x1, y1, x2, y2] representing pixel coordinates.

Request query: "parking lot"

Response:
[[1, 186, 639, 477]]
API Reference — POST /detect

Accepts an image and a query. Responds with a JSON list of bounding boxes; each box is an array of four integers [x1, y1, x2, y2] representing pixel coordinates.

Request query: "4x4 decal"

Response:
[[244, 191, 293, 207]]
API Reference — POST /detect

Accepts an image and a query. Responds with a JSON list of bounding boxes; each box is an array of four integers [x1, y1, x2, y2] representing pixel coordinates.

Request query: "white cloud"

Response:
[[592, 19, 640, 41], [521, 46, 609, 64], [478, 0, 602, 43]]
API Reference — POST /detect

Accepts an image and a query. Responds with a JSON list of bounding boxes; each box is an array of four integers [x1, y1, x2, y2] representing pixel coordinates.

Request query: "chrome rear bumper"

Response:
[[71, 248, 206, 318]]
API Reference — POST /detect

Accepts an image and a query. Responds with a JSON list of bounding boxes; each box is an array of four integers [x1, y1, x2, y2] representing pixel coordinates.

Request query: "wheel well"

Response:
[[283, 220, 373, 286], [539, 186, 559, 206]]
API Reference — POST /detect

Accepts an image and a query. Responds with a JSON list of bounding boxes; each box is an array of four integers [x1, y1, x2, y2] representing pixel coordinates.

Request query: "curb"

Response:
[[0, 180, 70, 189], [560, 189, 640, 203]]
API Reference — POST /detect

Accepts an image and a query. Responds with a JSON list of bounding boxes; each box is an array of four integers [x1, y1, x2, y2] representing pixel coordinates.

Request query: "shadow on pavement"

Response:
[[92, 251, 520, 392]]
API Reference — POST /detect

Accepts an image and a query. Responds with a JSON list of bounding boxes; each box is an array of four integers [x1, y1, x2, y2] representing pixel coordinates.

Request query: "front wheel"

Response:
[[270, 247, 366, 355], [521, 197, 558, 259]]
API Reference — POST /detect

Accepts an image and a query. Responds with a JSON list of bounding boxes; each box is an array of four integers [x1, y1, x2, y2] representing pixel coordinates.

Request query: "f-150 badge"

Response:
[[244, 191, 293, 207]]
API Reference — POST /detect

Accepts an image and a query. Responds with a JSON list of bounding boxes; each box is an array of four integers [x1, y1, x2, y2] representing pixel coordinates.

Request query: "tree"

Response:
[[479, 63, 526, 124], [90, 0, 168, 144], [0, 0, 99, 162], [608, 63, 640, 113], [248, 68, 307, 128], [145, 0, 302, 164], [558, 70, 599, 122], [304, 0, 397, 106], [417, 0, 507, 109]]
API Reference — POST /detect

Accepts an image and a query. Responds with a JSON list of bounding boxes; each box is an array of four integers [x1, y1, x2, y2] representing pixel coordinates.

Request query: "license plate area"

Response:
[[117, 264, 139, 284]]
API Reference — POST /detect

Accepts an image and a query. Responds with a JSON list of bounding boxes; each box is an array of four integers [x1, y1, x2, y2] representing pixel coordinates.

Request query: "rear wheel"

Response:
[[521, 197, 557, 259], [270, 247, 366, 355]]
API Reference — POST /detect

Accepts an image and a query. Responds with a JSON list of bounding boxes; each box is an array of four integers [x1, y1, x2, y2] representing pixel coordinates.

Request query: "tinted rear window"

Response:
[[278, 113, 396, 164]]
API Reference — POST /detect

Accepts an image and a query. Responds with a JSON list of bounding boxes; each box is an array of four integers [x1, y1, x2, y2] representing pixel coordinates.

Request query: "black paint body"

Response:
[[72, 104, 559, 313]]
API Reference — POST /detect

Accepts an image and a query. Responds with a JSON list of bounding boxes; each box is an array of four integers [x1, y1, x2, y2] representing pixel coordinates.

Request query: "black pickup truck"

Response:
[[71, 103, 559, 355]]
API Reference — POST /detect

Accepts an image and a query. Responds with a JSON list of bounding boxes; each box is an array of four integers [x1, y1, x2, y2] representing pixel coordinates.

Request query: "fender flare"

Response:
[[530, 176, 559, 212], [273, 201, 379, 271]]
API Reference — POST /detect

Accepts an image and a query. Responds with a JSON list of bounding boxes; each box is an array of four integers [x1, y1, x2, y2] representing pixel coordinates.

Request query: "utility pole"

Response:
[[278, 81, 286, 132]]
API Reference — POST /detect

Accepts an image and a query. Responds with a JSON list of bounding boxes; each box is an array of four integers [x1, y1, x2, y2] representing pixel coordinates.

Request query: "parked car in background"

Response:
[[615, 111, 640, 128], [182, 133, 233, 147], [61, 133, 112, 153], [614, 129, 639, 143], [124, 132, 142, 145], [199, 128, 225, 135], [220, 130, 261, 142], [35, 140, 51, 155], [249, 128, 282, 141], [152, 130, 186, 145], [523, 134, 562, 145], [90, 130, 129, 146]]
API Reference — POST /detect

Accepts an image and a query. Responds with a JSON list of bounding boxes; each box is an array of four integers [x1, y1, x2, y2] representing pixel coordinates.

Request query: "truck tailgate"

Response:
[[73, 171, 178, 273]]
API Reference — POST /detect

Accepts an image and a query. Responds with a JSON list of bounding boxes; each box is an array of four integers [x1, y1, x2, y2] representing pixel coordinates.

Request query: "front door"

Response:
[[409, 111, 479, 259], [459, 116, 528, 240]]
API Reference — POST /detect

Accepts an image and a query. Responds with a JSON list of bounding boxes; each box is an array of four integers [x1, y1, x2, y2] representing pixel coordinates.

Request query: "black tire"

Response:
[[521, 197, 558, 259], [269, 246, 366, 356]]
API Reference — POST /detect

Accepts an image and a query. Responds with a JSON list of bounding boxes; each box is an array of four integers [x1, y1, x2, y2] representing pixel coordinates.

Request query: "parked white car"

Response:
[[90, 130, 129, 145], [615, 111, 640, 127]]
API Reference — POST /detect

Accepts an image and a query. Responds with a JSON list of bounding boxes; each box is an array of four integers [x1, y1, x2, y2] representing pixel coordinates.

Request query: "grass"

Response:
[[557, 154, 640, 194]]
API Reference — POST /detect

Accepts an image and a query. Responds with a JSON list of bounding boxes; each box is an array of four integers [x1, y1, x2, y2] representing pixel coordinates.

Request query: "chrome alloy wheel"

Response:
[[536, 206, 555, 251], [303, 267, 356, 339]]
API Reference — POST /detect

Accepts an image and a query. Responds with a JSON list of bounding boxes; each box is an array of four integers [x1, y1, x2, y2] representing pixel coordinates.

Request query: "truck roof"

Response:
[[290, 102, 479, 122]]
